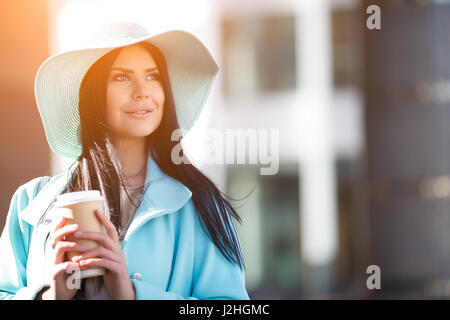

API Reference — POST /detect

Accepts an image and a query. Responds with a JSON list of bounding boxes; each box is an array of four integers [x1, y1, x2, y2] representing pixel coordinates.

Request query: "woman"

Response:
[[0, 22, 249, 300]]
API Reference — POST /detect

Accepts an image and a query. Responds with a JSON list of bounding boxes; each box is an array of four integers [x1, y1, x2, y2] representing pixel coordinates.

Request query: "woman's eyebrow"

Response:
[[110, 67, 159, 73]]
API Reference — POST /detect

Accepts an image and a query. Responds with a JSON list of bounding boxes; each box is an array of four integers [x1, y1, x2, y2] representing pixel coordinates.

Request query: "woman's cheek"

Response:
[[105, 104, 121, 132]]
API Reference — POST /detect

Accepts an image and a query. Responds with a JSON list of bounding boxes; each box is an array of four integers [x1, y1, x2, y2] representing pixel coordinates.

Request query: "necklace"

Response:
[[123, 182, 146, 190], [127, 164, 147, 179], [123, 164, 147, 189], [119, 183, 147, 241]]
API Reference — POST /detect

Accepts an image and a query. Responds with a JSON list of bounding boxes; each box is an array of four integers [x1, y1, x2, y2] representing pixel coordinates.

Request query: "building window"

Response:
[[227, 164, 301, 298], [332, 9, 362, 88], [222, 14, 297, 97]]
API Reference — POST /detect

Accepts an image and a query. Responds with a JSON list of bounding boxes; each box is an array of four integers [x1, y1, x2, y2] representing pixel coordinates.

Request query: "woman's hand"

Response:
[[38, 214, 88, 300], [71, 210, 135, 300]]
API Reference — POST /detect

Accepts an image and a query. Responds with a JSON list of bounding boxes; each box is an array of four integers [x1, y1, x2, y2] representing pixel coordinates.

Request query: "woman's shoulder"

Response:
[[171, 197, 207, 234], [172, 196, 196, 220], [14, 176, 50, 202], [1, 176, 51, 223], [12, 169, 68, 212], [174, 198, 218, 237]]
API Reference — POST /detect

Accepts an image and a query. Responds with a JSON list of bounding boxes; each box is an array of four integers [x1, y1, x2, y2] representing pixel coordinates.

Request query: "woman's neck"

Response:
[[114, 137, 148, 185]]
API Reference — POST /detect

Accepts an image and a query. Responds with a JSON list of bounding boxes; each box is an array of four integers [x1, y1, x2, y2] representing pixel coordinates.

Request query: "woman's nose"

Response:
[[133, 80, 150, 101]]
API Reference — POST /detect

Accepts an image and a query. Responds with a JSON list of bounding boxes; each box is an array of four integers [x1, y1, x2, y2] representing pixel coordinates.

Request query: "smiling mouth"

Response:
[[126, 110, 151, 114], [125, 110, 153, 118]]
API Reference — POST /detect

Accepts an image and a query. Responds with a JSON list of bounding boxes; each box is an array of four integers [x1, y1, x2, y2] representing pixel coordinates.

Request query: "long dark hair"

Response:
[[66, 42, 244, 270]]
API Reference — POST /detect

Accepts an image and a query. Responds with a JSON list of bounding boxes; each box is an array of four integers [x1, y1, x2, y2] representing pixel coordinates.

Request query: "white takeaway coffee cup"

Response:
[[55, 190, 106, 279]]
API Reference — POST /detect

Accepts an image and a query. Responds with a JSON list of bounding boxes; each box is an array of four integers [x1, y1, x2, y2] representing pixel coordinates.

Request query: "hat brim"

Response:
[[34, 30, 218, 160]]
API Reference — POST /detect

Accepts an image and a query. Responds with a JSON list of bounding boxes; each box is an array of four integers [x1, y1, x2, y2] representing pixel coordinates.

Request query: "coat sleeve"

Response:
[[131, 202, 249, 300], [0, 178, 49, 300]]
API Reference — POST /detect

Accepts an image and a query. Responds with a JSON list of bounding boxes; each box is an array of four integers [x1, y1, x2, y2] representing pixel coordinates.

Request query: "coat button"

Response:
[[131, 273, 142, 281]]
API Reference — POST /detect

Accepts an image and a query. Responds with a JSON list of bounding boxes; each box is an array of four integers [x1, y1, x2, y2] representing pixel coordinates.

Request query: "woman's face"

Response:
[[106, 44, 165, 141]]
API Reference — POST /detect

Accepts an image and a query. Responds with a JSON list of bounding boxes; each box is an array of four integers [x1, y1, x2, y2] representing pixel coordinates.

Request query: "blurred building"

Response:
[[218, 0, 367, 298], [364, 0, 450, 299]]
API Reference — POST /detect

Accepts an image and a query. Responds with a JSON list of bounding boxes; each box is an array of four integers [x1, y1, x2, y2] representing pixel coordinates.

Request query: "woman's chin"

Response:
[[113, 130, 155, 141]]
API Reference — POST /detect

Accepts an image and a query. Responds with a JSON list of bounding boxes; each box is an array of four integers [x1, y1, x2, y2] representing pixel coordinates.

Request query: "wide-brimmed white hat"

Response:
[[34, 22, 218, 160]]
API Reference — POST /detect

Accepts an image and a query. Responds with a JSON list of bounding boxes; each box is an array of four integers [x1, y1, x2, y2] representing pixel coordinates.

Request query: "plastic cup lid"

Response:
[[55, 190, 104, 207]]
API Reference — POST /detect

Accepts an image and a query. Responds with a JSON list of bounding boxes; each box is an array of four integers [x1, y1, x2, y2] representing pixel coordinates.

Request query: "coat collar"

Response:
[[22, 150, 192, 226], [134, 150, 192, 219]]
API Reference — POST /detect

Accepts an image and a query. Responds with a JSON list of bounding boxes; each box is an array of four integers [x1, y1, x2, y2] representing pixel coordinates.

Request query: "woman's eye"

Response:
[[112, 73, 160, 82], [147, 73, 161, 81], [113, 74, 129, 81]]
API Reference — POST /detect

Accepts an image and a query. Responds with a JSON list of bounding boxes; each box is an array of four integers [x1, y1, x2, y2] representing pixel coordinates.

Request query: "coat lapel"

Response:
[[123, 152, 192, 241]]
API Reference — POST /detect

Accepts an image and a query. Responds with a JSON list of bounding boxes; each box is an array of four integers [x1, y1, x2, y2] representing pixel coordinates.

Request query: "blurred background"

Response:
[[2, 0, 450, 299]]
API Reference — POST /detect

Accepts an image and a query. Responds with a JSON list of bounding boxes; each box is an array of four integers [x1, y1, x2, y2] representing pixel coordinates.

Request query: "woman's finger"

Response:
[[50, 224, 79, 248], [53, 241, 88, 264], [51, 215, 67, 234], [71, 245, 120, 263], [75, 230, 116, 251], [95, 209, 119, 242], [78, 257, 122, 274], [51, 261, 80, 280]]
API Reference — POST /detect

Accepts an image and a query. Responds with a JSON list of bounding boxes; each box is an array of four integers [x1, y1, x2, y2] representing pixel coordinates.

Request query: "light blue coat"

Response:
[[0, 154, 249, 300]]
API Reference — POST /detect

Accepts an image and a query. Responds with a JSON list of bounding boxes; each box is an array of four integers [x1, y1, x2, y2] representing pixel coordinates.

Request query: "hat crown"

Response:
[[85, 22, 151, 48]]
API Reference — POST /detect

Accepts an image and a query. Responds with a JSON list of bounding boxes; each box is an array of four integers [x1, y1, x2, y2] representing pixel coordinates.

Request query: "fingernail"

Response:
[[71, 255, 81, 261], [75, 231, 82, 237], [79, 260, 87, 266]]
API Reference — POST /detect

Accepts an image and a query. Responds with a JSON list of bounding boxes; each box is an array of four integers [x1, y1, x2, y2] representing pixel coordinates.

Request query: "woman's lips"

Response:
[[124, 104, 155, 113], [124, 104, 155, 118], [125, 110, 153, 119]]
